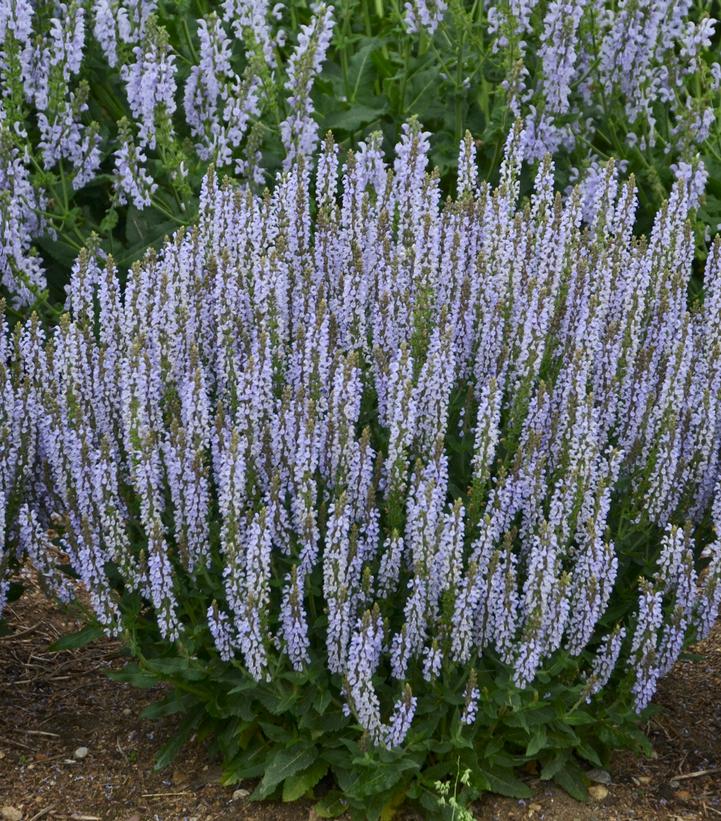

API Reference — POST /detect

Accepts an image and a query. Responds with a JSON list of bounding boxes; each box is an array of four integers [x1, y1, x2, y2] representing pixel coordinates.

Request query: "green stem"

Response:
[[454, 25, 466, 144], [58, 160, 70, 212], [182, 17, 199, 63], [399, 38, 411, 116], [150, 196, 187, 226], [340, 0, 351, 99], [363, 0, 373, 36]]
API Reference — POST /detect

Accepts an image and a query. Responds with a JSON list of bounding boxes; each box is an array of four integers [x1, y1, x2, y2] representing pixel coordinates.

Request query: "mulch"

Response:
[[0, 574, 719, 821]]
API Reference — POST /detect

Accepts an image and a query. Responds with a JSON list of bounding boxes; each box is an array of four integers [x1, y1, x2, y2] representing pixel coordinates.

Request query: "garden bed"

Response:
[[1, 580, 719, 821]]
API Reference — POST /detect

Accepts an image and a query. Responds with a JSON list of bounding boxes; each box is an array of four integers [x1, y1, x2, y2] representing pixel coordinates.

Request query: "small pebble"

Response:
[[122, 708, 132, 717], [587, 768, 611, 785], [73, 746, 89, 760], [1, 807, 23, 821], [232, 789, 250, 801], [588, 784, 609, 801]]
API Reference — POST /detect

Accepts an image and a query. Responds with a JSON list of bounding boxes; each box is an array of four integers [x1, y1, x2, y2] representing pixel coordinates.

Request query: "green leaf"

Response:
[[6, 581, 23, 604], [141, 692, 197, 720], [282, 760, 328, 802], [258, 721, 293, 743], [484, 737, 505, 758], [118, 206, 179, 267], [563, 709, 596, 726], [553, 761, 588, 801], [99, 207, 119, 233], [333, 764, 362, 794], [481, 767, 532, 799], [222, 741, 272, 784], [322, 103, 388, 133], [576, 740, 603, 769], [347, 38, 381, 99], [223, 691, 255, 722], [314, 790, 348, 818], [107, 663, 157, 689], [253, 741, 318, 799], [300, 707, 348, 733], [154, 708, 204, 770], [146, 657, 206, 681], [226, 678, 257, 695], [540, 750, 570, 781], [49, 623, 103, 651], [525, 727, 547, 757], [350, 755, 420, 800], [314, 687, 332, 715], [254, 684, 293, 714], [35, 234, 81, 269], [379, 781, 411, 820]]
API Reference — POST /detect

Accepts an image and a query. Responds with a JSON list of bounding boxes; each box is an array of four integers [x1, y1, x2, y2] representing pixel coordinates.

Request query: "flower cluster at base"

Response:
[[7, 123, 721, 749]]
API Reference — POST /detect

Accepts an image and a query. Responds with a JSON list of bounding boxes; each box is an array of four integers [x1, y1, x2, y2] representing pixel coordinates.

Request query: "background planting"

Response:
[[1, 0, 719, 313]]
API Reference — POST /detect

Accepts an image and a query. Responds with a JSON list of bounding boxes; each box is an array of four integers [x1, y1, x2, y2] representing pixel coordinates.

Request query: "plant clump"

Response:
[[2, 124, 721, 816]]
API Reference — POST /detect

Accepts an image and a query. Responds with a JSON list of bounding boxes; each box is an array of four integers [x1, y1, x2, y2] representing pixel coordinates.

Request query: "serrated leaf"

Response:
[[49, 623, 103, 651], [117, 207, 178, 268], [223, 692, 255, 722], [540, 750, 570, 781], [481, 767, 533, 799], [351, 757, 418, 799], [258, 721, 292, 743], [576, 740, 603, 768], [553, 761, 588, 801], [282, 759, 328, 802], [525, 726, 547, 757], [253, 741, 318, 799], [255, 684, 300, 715], [35, 234, 82, 269], [502, 709, 529, 731], [222, 741, 272, 784]]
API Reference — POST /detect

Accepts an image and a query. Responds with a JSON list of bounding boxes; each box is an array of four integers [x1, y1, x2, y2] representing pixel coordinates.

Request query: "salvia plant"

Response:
[[2, 123, 721, 816], [1, 0, 719, 313]]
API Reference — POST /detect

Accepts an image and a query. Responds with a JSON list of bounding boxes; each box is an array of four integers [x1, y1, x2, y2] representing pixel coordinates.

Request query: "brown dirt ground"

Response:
[[0, 575, 719, 821]]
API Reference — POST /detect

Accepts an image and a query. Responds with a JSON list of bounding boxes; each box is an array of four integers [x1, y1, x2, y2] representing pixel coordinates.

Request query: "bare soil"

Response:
[[0, 578, 719, 821]]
